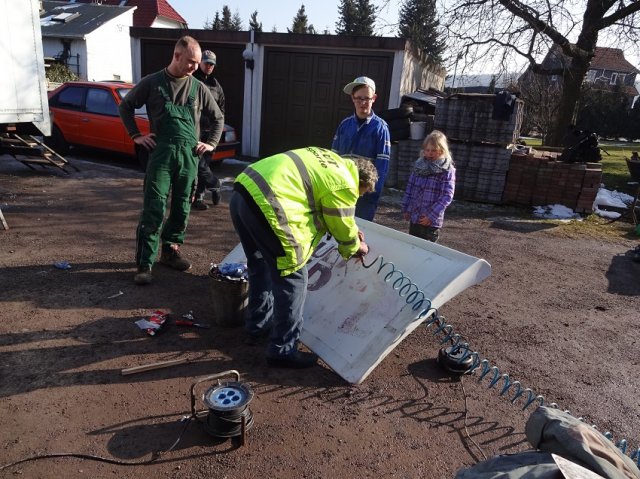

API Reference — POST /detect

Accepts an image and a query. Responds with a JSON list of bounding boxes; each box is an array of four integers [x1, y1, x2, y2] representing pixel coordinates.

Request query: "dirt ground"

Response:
[[1, 152, 639, 479]]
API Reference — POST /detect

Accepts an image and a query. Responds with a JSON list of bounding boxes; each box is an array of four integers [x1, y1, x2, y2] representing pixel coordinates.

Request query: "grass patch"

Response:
[[599, 143, 640, 194], [545, 214, 634, 240]]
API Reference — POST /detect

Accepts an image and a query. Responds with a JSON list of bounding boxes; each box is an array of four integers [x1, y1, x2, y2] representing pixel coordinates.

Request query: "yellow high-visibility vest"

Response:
[[236, 146, 361, 275]]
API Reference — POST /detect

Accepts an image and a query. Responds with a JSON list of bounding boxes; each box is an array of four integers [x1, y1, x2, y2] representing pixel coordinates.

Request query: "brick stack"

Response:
[[434, 93, 524, 204], [578, 167, 603, 213], [503, 151, 602, 212]]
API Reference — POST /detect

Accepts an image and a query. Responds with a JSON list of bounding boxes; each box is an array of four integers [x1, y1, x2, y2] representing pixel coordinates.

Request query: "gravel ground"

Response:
[[1, 151, 639, 478]]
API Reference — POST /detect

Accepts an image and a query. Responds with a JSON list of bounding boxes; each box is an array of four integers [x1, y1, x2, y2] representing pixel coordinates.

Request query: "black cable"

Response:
[[0, 414, 195, 471]]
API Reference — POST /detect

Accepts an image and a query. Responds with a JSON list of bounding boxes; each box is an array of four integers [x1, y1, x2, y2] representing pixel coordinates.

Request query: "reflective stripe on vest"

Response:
[[335, 235, 356, 246], [322, 205, 356, 218], [242, 166, 304, 266], [282, 150, 323, 232]]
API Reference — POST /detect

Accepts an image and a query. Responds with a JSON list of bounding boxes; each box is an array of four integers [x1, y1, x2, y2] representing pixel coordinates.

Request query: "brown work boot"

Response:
[[134, 265, 153, 285], [192, 199, 208, 210], [159, 244, 192, 271]]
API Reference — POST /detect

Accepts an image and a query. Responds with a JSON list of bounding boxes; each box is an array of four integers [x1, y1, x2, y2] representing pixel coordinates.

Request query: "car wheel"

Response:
[[136, 146, 149, 171], [46, 125, 69, 155]]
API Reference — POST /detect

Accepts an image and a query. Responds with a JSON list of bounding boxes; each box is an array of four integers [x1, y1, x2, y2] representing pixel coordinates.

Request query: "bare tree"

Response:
[[439, 0, 640, 146], [519, 74, 563, 143]]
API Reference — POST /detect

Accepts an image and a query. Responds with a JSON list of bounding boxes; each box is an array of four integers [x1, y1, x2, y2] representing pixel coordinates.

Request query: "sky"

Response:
[[169, 0, 401, 35], [170, 0, 639, 77]]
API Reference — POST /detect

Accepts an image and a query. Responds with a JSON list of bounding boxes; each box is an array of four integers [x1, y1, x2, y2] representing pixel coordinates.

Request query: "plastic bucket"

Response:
[[409, 121, 427, 140], [209, 273, 248, 327]]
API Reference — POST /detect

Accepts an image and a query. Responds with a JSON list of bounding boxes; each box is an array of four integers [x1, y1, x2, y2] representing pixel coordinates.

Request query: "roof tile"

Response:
[[590, 47, 638, 74], [66, 0, 186, 27]]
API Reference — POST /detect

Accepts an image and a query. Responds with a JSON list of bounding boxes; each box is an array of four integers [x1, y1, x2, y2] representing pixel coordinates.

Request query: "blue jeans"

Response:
[[355, 158, 389, 221], [229, 191, 308, 357]]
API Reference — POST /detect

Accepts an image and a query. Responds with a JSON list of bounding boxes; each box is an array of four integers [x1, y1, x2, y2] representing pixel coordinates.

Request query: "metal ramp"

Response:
[[0, 134, 78, 174]]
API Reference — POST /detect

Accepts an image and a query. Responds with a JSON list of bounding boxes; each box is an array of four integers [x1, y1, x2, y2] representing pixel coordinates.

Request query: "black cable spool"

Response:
[[438, 346, 474, 375], [202, 381, 254, 438], [190, 370, 255, 444]]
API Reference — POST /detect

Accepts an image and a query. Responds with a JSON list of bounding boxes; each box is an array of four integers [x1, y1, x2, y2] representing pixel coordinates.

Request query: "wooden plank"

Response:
[[121, 358, 189, 376], [0, 207, 8, 230]]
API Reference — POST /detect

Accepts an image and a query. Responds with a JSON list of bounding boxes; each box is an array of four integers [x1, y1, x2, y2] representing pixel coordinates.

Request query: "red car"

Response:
[[46, 81, 239, 169]]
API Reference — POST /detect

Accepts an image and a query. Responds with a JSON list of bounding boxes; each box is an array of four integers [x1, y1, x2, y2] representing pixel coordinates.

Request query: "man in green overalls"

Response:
[[119, 36, 224, 285]]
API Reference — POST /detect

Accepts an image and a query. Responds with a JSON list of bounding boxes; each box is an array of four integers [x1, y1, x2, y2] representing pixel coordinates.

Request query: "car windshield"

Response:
[[117, 87, 146, 115]]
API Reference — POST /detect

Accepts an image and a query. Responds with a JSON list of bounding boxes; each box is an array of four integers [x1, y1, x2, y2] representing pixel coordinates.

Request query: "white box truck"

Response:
[[0, 0, 51, 136]]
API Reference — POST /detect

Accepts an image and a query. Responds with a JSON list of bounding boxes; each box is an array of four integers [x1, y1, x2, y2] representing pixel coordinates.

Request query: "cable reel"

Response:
[[438, 346, 475, 375], [190, 370, 255, 445]]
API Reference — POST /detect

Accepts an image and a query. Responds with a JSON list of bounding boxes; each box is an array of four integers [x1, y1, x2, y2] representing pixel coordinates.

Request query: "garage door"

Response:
[[260, 47, 394, 157]]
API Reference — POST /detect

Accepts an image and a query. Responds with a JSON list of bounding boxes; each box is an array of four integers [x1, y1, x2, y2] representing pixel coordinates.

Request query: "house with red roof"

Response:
[[39, 0, 186, 82], [584, 47, 639, 97], [69, 0, 187, 28], [519, 44, 639, 100]]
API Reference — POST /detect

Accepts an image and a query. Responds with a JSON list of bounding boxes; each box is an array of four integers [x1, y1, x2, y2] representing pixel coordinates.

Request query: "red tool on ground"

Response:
[[175, 319, 211, 329]]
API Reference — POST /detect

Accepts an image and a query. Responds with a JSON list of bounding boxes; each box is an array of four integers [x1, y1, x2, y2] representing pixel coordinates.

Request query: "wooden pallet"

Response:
[[0, 134, 79, 174]]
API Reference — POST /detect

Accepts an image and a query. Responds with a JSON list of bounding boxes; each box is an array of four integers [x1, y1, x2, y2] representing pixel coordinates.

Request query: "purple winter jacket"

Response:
[[401, 161, 456, 228]]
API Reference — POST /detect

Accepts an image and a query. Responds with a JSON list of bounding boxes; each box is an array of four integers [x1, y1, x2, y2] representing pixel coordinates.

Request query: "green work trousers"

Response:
[[135, 140, 198, 267]]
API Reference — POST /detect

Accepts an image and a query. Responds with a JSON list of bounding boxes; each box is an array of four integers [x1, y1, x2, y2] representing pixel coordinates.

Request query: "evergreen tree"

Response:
[[204, 11, 221, 30], [354, 0, 376, 35], [576, 84, 633, 140], [210, 5, 242, 31], [249, 11, 263, 32], [221, 6, 233, 30], [398, 0, 445, 62], [336, 0, 376, 35], [231, 10, 243, 30], [289, 4, 316, 34], [212, 12, 221, 30], [336, 0, 357, 35]]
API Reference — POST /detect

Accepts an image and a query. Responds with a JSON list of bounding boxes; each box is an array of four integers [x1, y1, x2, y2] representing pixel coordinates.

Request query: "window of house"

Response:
[[610, 73, 618, 85], [85, 88, 118, 116]]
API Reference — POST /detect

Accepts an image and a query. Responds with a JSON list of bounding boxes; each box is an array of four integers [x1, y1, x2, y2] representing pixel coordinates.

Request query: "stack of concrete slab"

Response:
[[434, 93, 524, 204]]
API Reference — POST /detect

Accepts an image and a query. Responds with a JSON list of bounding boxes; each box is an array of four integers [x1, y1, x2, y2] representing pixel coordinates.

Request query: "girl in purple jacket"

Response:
[[401, 130, 456, 243]]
